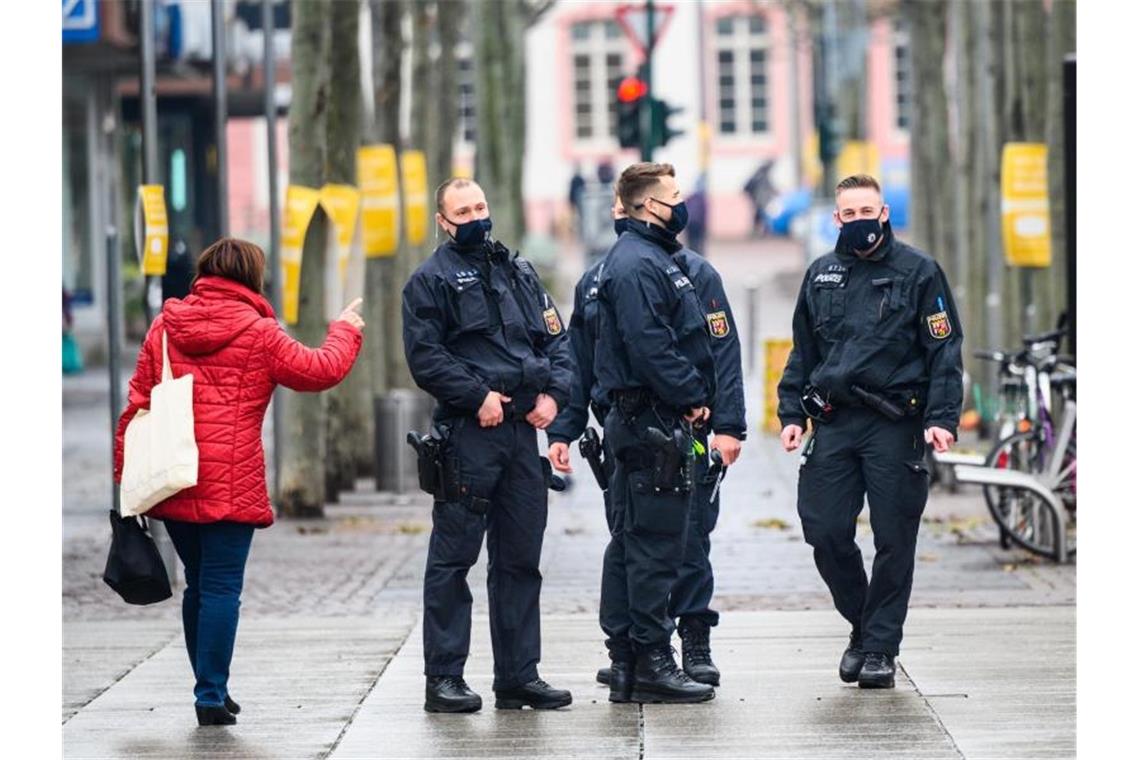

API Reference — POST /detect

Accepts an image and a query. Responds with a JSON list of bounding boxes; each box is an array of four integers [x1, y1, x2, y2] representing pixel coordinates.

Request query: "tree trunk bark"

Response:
[[1046, 0, 1075, 342], [410, 0, 433, 268], [475, 0, 526, 245], [279, 0, 331, 518], [324, 0, 369, 497], [431, 1, 463, 201]]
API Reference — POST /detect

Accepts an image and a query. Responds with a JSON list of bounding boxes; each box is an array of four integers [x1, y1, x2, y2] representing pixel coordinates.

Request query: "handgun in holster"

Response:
[[406, 425, 459, 500], [850, 385, 906, 422], [645, 426, 694, 494], [579, 426, 610, 491]]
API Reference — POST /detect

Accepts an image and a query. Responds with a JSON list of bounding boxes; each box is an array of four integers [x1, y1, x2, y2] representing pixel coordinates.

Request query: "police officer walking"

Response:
[[777, 174, 963, 689], [402, 178, 575, 713], [591, 163, 718, 704]]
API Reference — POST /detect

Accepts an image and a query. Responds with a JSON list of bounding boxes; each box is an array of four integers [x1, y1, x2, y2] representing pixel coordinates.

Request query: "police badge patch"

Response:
[[707, 310, 730, 338], [926, 310, 952, 339], [543, 307, 563, 335]]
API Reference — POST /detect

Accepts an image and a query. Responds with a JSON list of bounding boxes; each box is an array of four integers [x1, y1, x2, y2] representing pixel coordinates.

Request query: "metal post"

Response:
[[1063, 55, 1075, 354], [213, 0, 229, 237], [746, 280, 760, 376], [139, 0, 160, 323], [640, 0, 656, 161], [788, 8, 802, 190], [106, 227, 123, 517], [264, 0, 283, 501]]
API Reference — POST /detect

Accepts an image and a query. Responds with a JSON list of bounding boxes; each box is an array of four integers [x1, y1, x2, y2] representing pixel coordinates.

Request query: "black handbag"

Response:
[[102, 510, 173, 605]]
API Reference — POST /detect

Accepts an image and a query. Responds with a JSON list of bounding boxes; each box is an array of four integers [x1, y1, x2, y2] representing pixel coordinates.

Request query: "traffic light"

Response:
[[817, 104, 841, 166], [649, 97, 684, 150], [616, 73, 648, 149]]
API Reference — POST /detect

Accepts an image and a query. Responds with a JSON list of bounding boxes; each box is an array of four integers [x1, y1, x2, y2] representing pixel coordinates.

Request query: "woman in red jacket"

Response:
[[113, 237, 364, 726]]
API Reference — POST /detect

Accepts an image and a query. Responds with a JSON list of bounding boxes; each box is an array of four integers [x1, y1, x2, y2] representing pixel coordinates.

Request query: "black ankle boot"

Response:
[[631, 646, 715, 704], [425, 675, 482, 713], [596, 666, 611, 686], [224, 695, 241, 715], [608, 661, 633, 703], [196, 705, 237, 726], [858, 653, 896, 689], [839, 632, 865, 683], [678, 620, 721, 686]]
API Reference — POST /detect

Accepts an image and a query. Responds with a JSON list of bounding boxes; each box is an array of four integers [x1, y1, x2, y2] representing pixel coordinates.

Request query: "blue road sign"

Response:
[[63, 0, 100, 44]]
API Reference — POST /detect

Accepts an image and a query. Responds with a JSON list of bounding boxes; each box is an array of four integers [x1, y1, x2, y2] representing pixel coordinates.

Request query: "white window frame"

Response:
[[570, 20, 626, 150], [713, 14, 773, 142], [892, 19, 911, 135]]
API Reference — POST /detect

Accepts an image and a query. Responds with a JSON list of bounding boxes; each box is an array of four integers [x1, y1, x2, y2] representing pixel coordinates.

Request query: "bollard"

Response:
[[745, 280, 760, 376], [375, 389, 435, 493]]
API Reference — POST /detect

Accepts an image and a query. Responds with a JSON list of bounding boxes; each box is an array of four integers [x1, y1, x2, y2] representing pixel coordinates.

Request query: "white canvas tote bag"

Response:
[[120, 331, 199, 516]]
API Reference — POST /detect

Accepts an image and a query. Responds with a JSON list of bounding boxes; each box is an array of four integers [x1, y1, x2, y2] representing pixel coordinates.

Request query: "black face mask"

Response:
[[443, 215, 493, 248], [837, 215, 884, 256], [613, 217, 632, 237], [642, 198, 689, 236]]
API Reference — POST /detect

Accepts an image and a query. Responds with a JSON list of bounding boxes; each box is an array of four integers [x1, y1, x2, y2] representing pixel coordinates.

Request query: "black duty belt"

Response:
[[613, 388, 657, 417]]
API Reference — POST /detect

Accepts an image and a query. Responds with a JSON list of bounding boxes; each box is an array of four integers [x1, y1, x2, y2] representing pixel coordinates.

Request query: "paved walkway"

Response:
[[62, 237, 1075, 758]]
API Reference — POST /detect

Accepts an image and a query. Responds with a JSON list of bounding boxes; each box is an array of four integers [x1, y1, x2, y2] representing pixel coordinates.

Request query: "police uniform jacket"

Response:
[[674, 248, 746, 440], [777, 222, 963, 437], [546, 257, 608, 445], [594, 222, 716, 412], [403, 238, 573, 418]]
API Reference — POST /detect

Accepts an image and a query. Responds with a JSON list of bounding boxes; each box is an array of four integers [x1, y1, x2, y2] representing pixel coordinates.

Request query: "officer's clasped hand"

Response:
[[710, 433, 741, 466], [683, 406, 710, 424], [478, 390, 511, 427], [781, 424, 804, 452], [547, 442, 572, 474], [526, 393, 559, 430]]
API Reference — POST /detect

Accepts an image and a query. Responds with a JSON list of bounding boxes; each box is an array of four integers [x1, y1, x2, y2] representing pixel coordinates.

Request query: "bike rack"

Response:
[[953, 465, 1069, 564]]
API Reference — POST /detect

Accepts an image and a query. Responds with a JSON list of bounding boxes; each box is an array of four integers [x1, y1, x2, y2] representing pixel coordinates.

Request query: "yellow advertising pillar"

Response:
[[280, 185, 322, 324], [357, 145, 401, 257]]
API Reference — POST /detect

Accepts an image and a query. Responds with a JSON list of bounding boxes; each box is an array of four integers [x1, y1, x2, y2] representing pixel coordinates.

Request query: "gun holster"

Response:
[[645, 426, 694, 494], [406, 425, 460, 501], [580, 426, 610, 491]]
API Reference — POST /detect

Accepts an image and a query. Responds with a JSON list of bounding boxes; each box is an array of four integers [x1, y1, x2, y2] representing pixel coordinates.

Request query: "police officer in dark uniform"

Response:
[[777, 174, 963, 689], [402, 178, 575, 713], [554, 191, 747, 691], [591, 163, 718, 704]]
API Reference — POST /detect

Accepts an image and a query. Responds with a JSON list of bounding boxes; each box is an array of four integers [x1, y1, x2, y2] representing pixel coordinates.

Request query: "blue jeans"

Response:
[[164, 520, 255, 707]]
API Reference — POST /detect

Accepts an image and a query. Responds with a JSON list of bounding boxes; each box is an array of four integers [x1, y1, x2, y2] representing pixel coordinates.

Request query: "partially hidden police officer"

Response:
[[553, 188, 746, 693], [777, 174, 963, 689], [402, 178, 575, 713], [591, 162, 718, 704]]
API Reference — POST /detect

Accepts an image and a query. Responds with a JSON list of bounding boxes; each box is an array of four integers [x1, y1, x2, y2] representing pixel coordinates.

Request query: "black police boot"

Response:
[[679, 620, 721, 686], [858, 653, 896, 689], [839, 632, 865, 684], [608, 661, 634, 703], [494, 678, 573, 710], [631, 646, 716, 704], [596, 666, 611, 685], [424, 675, 482, 713], [224, 695, 241, 715]]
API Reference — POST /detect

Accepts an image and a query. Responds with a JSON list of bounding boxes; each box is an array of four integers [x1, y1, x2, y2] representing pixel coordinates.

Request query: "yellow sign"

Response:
[[836, 140, 881, 183], [136, 185, 169, 275], [401, 150, 429, 246], [281, 185, 322, 324], [763, 338, 794, 434], [803, 132, 823, 190], [1001, 143, 1052, 268], [319, 184, 361, 279], [357, 145, 400, 257]]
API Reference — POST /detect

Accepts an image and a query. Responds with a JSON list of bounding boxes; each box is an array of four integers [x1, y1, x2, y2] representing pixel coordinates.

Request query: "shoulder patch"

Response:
[[543, 307, 563, 335], [926, 311, 952, 339], [707, 310, 730, 338], [450, 269, 480, 290]]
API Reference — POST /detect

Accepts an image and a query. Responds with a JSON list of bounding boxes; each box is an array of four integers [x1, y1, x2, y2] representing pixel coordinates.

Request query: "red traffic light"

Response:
[[617, 76, 648, 103]]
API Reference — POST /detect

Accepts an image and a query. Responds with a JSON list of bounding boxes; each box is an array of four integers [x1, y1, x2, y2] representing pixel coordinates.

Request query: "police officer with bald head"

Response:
[[402, 178, 575, 713]]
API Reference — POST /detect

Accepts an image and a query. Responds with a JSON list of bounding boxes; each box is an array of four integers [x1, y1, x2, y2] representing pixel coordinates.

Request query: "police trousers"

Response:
[[668, 433, 720, 629], [797, 407, 930, 657], [599, 406, 693, 661], [422, 418, 548, 690]]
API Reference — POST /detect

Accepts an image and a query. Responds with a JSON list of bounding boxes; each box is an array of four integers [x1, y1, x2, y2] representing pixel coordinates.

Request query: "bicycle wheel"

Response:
[[983, 430, 1076, 558]]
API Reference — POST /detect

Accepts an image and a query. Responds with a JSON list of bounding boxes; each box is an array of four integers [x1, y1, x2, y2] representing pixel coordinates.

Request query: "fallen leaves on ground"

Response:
[[752, 517, 792, 531]]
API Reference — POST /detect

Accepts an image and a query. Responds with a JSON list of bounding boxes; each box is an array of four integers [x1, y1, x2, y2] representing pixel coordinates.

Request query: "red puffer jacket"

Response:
[[113, 276, 362, 526]]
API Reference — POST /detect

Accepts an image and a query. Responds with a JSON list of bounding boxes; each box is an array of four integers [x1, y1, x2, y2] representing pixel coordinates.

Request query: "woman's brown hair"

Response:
[[194, 237, 266, 294]]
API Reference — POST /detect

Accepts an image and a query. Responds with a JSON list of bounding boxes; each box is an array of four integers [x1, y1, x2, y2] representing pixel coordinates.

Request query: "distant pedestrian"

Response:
[[777, 174, 963, 689], [568, 163, 586, 239], [113, 237, 364, 726], [743, 160, 775, 237], [597, 158, 615, 186], [684, 174, 709, 255]]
